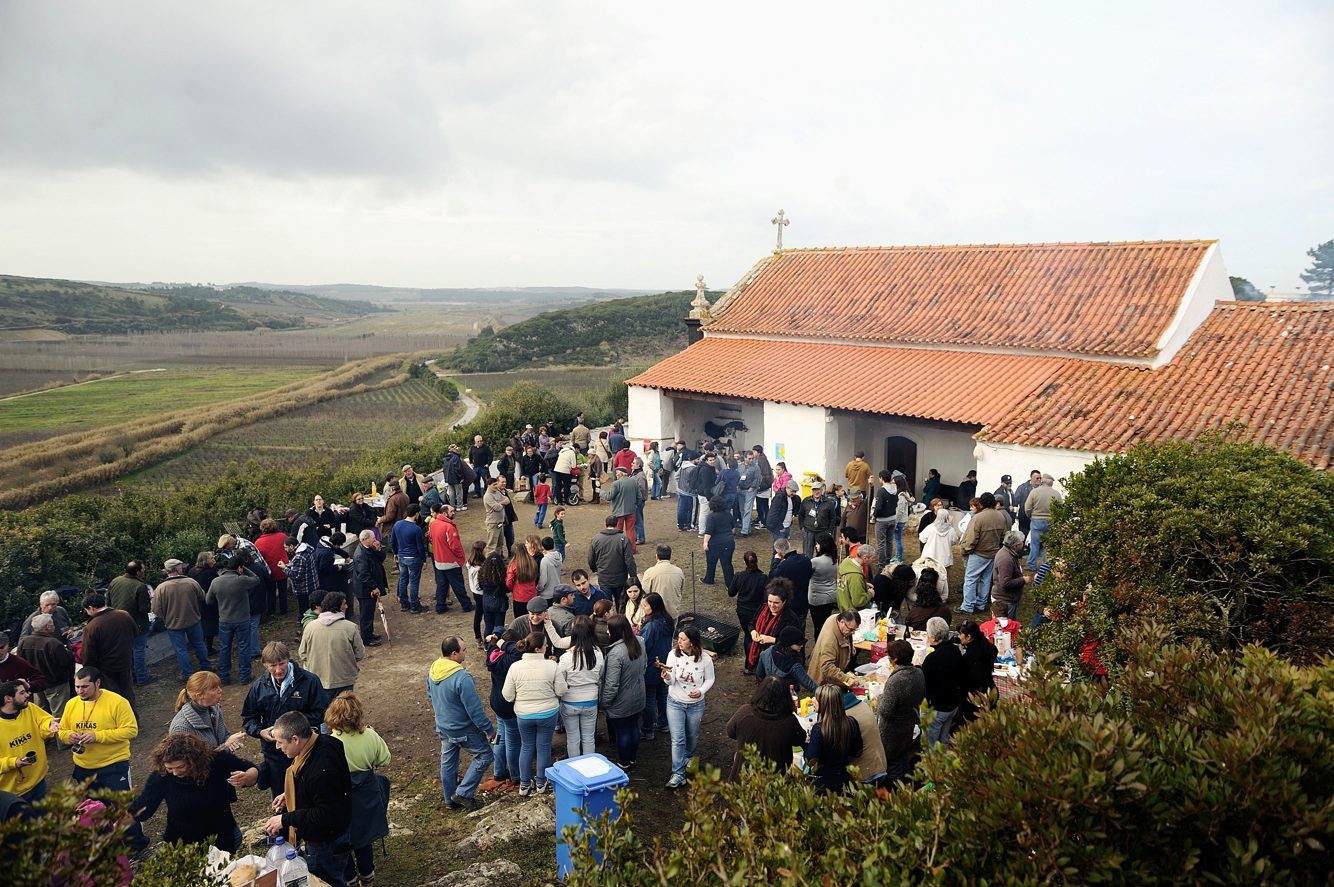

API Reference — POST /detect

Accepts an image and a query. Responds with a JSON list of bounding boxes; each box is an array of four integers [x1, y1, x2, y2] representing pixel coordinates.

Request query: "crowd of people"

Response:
[[0, 412, 1062, 882]]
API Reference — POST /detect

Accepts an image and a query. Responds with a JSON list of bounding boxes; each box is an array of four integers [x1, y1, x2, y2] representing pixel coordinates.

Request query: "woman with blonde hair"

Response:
[[327, 691, 391, 886], [132, 732, 259, 852], [507, 537, 540, 619], [169, 671, 245, 751]]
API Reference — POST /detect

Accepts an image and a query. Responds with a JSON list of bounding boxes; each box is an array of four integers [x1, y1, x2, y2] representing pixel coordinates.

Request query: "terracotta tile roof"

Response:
[[629, 304, 1333, 469], [626, 337, 1074, 427], [707, 240, 1216, 359], [980, 303, 1334, 469]]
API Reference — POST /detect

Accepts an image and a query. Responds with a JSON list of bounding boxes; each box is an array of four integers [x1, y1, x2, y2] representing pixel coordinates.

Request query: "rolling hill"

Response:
[[443, 289, 717, 372]]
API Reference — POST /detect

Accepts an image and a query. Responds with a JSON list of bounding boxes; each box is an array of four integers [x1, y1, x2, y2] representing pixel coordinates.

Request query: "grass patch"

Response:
[[0, 367, 316, 434]]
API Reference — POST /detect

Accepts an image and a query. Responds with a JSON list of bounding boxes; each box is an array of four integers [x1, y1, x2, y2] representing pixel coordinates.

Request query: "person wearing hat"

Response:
[[799, 481, 839, 559], [993, 474, 1015, 517], [442, 446, 467, 511], [400, 464, 423, 504], [421, 475, 444, 515], [754, 624, 817, 696], [608, 465, 644, 553], [153, 559, 212, 682]]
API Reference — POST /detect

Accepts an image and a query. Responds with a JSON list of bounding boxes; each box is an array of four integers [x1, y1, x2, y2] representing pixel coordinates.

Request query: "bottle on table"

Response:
[[281, 849, 309, 887]]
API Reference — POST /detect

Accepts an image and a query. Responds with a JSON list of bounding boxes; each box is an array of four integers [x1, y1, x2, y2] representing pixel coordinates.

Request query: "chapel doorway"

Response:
[[884, 436, 917, 496]]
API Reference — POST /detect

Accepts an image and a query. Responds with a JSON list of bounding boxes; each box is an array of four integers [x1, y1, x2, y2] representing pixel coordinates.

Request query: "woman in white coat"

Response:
[[917, 499, 960, 602]]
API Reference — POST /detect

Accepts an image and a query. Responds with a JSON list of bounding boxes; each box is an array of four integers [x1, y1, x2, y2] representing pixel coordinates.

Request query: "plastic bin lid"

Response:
[[545, 754, 628, 794]]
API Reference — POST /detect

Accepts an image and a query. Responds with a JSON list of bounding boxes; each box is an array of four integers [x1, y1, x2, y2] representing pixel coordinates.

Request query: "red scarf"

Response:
[[747, 604, 784, 670]]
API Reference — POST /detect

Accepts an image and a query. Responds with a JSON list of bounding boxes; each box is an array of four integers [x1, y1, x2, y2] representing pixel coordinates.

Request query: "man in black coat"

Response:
[[350, 530, 387, 646], [264, 711, 353, 887], [242, 642, 330, 797], [769, 538, 813, 624]]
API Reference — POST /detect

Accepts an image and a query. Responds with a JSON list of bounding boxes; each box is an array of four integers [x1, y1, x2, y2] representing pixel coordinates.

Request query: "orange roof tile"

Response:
[[707, 240, 1216, 359], [629, 304, 1333, 469], [626, 337, 1075, 427], [980, 303, 1334, 469]]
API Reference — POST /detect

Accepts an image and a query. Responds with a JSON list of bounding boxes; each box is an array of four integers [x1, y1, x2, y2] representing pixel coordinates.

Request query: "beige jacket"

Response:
[[298, 613, 365, 690], [502, 652, 560, 716], [810, 612, 853, 687], [152, 576, 206, 630], [641, 560, 685, 617], [483, 486, 509, 529]]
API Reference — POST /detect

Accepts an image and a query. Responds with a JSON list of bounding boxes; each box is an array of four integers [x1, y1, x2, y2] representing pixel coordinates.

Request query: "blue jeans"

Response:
[[651, 472, 663, 499], [556, 542, 566, 559], [666, 697, 705, 777], [492, 717, 521, 780], [927, 706, 958, 748], [961, 554, 996, 613], [249, 615, 263, 664], [677, 492, 695, 529], [22, 778, 47, 803], [635, 502, 646, 545], [439, 727, 493, 802], [131, 632, 150, 683], [738, 490, 756, 534], [305, 838, 355, 887], [560, 702, 598, 758], [397, 555, 423, 607], [535, 503, 548, 527], [167, 622, 212, 679], [894, 522, 906, 561], [217, 621, 252, 683], [641, 679, 668, 734], [1027, 519, 1051, 571], [72, 760, 147, 850], [433, 565, 470, 612], [606, 714, 641, 767], [516, 711, 558, 789]]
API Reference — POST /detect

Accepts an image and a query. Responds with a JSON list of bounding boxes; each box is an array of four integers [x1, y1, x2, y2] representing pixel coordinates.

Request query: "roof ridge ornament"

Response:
[[688, 274, 711, 321], [771, 209, 790, 254]]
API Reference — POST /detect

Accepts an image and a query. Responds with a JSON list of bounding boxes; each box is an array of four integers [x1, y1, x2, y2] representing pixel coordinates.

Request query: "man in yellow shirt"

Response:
[[0, 679, 59, 801], [844, 451, 871, 495], [57, 666, 147, 850]]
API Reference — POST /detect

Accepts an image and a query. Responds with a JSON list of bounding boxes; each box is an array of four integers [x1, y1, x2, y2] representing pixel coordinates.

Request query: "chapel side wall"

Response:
[[1152, 243, 1233, 367], [764, 402, 830, 479], [627, 385, 675, 443], [842, 416, 978, 492], [974, 440, 1098, 494]]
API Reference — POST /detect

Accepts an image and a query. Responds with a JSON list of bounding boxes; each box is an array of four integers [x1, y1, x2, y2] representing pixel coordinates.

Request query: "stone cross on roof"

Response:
[[688, 274, 711, 321], [771, 209, 790, 253]]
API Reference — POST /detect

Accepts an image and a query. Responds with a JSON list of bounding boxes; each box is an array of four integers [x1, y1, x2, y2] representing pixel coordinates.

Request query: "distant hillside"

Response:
[[445, 289, 713, 372], [232, 282, 659, 304], [0, 275, 255, 335], [143, 284, 385, 324]]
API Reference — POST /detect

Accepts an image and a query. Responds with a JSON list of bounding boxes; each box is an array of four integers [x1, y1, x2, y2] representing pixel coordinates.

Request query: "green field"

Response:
[[120, 378, 460, 491], [0, 367, 316, 443]]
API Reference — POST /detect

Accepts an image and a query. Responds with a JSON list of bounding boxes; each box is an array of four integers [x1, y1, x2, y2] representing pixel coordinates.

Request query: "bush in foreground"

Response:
[[567, 635, 1333, 885]]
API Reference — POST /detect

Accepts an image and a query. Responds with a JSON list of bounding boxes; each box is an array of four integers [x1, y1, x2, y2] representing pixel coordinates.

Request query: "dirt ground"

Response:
[[46, 490, 969, 884]]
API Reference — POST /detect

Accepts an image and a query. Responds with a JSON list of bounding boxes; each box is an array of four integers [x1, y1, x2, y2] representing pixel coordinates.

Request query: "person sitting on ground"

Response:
[[756, 625, 818, 695], [725, 676, 806, 781], [804, 682, 863, 793], [902, 571, 952, 631], [133, 732, 259, 854]]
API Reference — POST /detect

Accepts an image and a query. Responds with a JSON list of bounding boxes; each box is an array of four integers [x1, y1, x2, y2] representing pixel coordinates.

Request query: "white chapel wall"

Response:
[[627, 385, 675, 443], [763, 401, 829, 478], [1152, 242, 1233, 367], [974, 440, 1099, 494]]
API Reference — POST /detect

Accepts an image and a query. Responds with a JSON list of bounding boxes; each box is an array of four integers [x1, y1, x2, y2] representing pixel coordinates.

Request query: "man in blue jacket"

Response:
[[391, 504, 427, 613], [427, 636, 495, 811], [242, 640, 330, 795]]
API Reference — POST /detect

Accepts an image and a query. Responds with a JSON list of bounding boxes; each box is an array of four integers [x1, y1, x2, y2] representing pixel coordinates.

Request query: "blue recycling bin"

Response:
[[545, 753, 628, 878]]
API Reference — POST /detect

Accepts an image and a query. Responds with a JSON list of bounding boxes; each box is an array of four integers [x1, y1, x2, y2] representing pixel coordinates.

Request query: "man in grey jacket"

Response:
[[207, 560, 261, 684], [1024, 473, 1063, 571], [588, 516, 639, 610]]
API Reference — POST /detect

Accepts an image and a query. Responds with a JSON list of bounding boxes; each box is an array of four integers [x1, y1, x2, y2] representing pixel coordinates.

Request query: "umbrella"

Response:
[[377, 598, 392, 643]]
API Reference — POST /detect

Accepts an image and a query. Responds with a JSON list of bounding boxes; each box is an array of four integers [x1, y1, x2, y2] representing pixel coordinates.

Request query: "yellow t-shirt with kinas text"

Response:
[[0, 702, 55, 795], [58, 689, 138, 769]]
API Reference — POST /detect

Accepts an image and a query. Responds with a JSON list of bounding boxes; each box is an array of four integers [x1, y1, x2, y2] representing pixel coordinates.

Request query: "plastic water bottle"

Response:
[[280, 849, 309, 887], [265, 836, 287, 870]]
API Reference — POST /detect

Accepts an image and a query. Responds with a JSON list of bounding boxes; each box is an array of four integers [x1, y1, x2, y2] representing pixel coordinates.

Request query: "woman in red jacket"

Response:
[[506, 537, 540, 619]]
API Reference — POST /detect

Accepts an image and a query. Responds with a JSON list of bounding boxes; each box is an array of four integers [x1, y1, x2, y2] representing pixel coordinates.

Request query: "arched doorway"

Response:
[[884, 436, 917, 496]]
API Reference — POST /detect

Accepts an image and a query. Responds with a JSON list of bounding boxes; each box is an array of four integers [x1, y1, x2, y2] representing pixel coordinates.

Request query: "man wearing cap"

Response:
[[497, 444, 517, 489], [401, 464, 423, 504], [420, 475, 444, 515], [1013, 469, 1041, 539], [442, 446, 467, 511], [799, 481, 839, 558], [154, 559, 212, 682], [1024, 473, 1063, 572], [609, 466, 644, 553], [507, 598, 554, 654], [547, 585, 577, 637]]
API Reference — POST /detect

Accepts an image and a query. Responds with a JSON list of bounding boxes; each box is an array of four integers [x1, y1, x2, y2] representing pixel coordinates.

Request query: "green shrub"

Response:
[[0, 782, 139, 886], [1030, 434, 1334, 675], [567, 634, 1334, 885]]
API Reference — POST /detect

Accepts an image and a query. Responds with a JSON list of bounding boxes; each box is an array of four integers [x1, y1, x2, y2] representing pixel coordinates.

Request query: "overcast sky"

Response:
[[1, 1, 1330, 292]]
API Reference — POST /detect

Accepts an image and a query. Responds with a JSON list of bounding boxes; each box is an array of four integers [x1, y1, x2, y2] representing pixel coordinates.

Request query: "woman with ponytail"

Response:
[[168, 671, 246, 752]]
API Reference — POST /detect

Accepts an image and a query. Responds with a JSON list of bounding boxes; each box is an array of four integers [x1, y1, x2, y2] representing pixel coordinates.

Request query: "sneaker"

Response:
[[666, 774, 686, 789], [538, 782, 552, 794], [518, 783, 534, 797], [358, 873, 376, 886]]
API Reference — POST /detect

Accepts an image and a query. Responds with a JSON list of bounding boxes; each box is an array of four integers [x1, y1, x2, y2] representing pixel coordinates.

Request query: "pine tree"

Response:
[[1299, 239, 1334, 297]]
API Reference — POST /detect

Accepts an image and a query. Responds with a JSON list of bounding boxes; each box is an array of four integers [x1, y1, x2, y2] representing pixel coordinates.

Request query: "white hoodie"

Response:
[[919, 512, 960, 568]]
